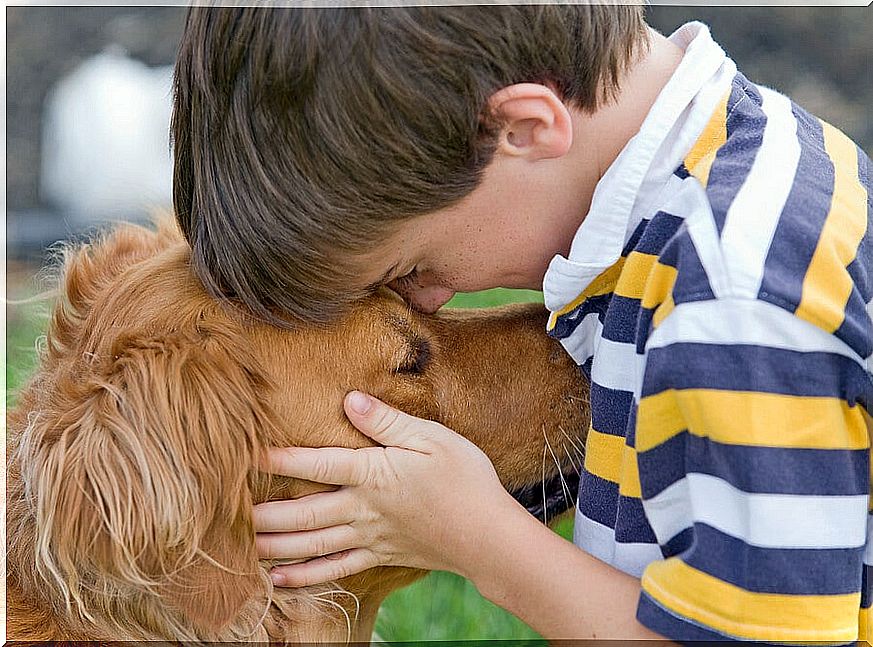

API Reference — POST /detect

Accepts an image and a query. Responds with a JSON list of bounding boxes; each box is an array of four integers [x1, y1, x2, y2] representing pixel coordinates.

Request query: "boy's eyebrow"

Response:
[[365, 262, 399, 293]]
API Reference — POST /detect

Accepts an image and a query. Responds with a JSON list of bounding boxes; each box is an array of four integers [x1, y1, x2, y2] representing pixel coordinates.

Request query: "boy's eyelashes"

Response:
[[392, 266, 420, 286]]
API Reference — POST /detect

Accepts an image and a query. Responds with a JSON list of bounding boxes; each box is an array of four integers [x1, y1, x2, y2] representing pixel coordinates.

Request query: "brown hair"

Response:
[[171, 4, 649, 326]]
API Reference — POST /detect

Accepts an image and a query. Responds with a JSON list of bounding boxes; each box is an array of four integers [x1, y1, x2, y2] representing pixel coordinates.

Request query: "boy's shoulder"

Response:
[[650, 74, 871, 358]]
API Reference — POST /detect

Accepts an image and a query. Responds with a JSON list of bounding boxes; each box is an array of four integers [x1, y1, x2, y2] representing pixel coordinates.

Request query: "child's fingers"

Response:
[[259, 446, 365, 485], [344, 390, 439, 451], [252, 490, 354, 532], [256, 524, 358, 561], [269, 548, 382, 588]]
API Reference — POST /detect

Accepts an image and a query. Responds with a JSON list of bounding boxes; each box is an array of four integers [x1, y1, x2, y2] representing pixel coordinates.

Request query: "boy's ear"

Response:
[[487, 83, 573, 160]]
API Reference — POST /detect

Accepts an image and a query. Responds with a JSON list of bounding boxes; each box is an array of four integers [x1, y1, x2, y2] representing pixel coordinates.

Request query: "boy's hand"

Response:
[[253, 391, 518, 586]]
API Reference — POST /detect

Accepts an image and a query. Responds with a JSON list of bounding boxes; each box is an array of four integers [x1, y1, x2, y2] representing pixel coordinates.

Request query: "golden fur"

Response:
[[6, 218, 589, 643]]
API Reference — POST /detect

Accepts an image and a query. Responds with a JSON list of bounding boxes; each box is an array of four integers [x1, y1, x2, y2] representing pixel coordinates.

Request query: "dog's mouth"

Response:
[[510, 465, 580, 524]]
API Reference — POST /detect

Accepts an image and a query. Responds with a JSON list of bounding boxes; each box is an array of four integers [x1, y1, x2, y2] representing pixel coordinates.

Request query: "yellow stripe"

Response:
[[584, 428, 623, 484], [547, 258, 626, 331], [614, 251, 658, 300], [637, 389, 870, 453], [859, 606, 871, 644], [583, 428, 643, 499], [618, 444, 642, 499], [795, 121, 868, 333], [684, 89, 730, 187], [652, 293, 675, 329], [635, 389, 686, 453], [641, 263, 678, 311], [643, 559, 860, 641]]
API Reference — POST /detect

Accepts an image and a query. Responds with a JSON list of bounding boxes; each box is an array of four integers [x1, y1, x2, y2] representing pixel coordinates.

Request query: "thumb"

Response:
[[344, 391, 432, 450]]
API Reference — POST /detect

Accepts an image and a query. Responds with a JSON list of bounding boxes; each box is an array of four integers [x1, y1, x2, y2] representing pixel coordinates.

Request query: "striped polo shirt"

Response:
[[543, 22, 872, 643]]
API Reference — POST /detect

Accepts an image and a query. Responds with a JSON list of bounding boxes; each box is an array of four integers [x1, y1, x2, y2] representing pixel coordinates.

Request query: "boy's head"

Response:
[[171, 5, 648, 326]]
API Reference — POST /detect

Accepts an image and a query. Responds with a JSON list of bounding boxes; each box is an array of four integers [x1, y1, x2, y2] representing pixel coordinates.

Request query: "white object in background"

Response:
[[41, 46, 174, 223]]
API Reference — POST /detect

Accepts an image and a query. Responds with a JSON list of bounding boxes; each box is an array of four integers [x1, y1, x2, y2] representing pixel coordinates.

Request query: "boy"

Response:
[[171, 5, 872, 641]]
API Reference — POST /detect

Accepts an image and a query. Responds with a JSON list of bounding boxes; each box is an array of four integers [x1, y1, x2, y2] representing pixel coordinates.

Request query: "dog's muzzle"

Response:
[[510, 467, 580, 524]]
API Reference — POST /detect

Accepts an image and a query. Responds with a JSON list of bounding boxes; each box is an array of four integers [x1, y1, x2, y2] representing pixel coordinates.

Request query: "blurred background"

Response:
[[5, 4, 872, 643]]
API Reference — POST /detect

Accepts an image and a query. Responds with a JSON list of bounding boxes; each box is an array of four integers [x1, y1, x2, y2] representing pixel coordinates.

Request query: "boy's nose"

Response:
[[388, 282, 456, 314]]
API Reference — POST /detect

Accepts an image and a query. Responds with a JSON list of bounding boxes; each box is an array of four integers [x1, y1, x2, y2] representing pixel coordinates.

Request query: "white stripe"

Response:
[[573, 508, 663, 578], [641, 476, 693, 545], [557, 311, 602, 366], [591, 337, 638, 393], [683, 183, 733, 299], [644, 473, 869, 550], [646, 298, 866, 367], [720, 87, 802, 299]]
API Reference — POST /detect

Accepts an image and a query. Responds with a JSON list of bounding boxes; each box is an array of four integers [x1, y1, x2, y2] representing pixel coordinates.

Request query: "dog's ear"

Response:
[[18, 324, 275, 638], [48, 220, 185, 357]]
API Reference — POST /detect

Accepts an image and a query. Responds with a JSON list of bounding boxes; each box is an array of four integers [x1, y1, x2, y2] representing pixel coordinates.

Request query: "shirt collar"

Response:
[[542, 22, 735, 314]]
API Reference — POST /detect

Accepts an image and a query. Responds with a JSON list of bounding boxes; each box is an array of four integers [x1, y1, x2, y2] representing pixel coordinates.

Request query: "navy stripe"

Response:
[[683, 523, 864, 596], [706, 76, 767, 236], [758, 102, 834, 312], [852, 146, 872, 304], [845, 241, 871, 310], [590, 381, 633, 437], [600, 294, 641, 345], [577, 470, 619, 530], [579, 355, 593, 381], [836, 148, 872, 359], [669, 229, 716, 304], [637, 432, 688, 500], [655, 232, 681, 269], [635, 305, 656, 354], [624, 403, 638, 449], [674, 162, 691, 180], [737, 72, 763, 107], [548, 294, 611, 340], [622, 217, 650, 257], [614, 494, 658, 544], [637, 591, 740, 642], [638, 432, 869, 498], [862, 562, 873, 609], [642, 343, 869, 399], [860, 381, 872, 414], [847, 143, 873, 303], [634, 211, 685, 257], [835, 293, 873, 360], [662, 526, 694, 559]]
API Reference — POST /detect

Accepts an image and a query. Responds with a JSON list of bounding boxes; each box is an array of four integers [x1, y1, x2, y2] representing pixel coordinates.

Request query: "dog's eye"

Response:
[[396, 337, 430, 376]]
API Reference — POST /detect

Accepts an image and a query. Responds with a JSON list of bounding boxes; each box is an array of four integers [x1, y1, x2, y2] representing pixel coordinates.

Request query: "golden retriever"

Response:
[[6, 218, 589, 643]]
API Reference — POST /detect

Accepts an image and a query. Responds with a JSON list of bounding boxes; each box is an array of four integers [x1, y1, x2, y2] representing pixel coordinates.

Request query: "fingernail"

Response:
[[270, 571, 286, 586], [347, 391, 372, 415]]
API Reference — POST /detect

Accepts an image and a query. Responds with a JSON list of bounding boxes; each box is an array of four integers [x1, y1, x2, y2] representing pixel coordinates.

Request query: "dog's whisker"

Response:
[[560, 441, 582, 480], [558, 425, 586, 463], [543, 427, 572, 511]]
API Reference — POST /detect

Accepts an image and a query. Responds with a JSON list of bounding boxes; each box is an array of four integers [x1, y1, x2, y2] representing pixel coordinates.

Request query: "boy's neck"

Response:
[[578, 27, 686, 179]]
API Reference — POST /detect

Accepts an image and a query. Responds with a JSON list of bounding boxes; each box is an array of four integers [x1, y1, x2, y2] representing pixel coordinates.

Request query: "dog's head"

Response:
[[7, 218, 588, 642]]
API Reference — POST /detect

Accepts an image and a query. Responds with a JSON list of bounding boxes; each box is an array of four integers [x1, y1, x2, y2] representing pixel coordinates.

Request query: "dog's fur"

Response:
[[6, 219, 589, 643]]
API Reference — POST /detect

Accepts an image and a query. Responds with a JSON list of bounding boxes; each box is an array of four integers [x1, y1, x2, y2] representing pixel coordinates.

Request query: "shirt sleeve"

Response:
[[632, 296, 872, 643]]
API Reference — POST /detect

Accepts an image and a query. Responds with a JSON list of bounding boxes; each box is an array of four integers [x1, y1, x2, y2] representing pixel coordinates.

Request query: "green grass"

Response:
[[5, 285, 573, 641]]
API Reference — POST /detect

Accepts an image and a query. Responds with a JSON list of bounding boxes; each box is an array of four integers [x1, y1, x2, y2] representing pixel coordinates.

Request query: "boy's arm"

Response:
[[633, 297, 870, 642], [255, 392, 665, 640], [460, 498, 666, 640]]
